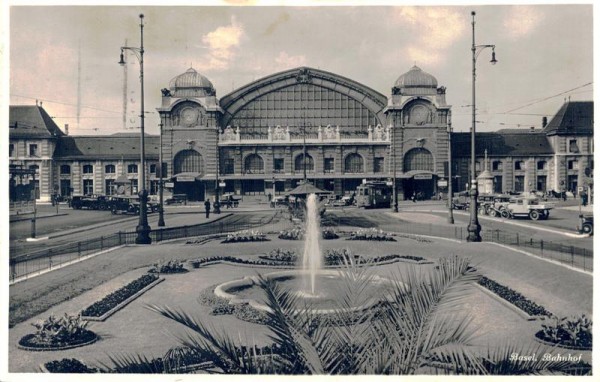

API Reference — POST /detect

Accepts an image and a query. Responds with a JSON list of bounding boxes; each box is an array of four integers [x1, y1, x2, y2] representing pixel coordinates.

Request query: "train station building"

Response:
[[9, 66, 594, 203]]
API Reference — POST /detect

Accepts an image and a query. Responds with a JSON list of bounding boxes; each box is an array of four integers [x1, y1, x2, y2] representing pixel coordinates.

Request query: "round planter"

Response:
[[534, 331, 592, 351], [17, 330, 99, 352]]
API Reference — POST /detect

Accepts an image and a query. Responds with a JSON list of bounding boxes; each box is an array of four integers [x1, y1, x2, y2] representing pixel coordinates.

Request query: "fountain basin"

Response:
[[214, 270, 397, 315]]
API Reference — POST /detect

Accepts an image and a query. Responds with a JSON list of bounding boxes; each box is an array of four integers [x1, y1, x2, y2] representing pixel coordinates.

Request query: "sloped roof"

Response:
[[542, 101, 593, 136], [286, 182, 331, 196], [9, 105, 65, 138], [54, 135, 160, 160], [451, 131, 553, 157]]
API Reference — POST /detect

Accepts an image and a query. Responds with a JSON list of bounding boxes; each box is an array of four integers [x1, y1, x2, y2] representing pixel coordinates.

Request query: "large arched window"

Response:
[[403, 148, 433, 172], [244, 154, 264, 174], [344, 153, 364, 173], [294, 154, 314, 173], [174, 150, 204, 174]]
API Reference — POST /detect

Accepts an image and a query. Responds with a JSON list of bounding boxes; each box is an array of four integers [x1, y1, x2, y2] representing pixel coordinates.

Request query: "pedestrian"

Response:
[[213, 199, 221, 214], [411, 192, 416, 203], [204, 199, 211, 218]]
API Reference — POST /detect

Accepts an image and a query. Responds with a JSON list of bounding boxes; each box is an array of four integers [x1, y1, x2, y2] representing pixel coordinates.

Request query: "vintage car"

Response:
[[69, 194, 109, 210], [502, 197, 554, 220], [451, 191, 470, 210], [108, 196, 158, 215], [578, 214, 593, 235]]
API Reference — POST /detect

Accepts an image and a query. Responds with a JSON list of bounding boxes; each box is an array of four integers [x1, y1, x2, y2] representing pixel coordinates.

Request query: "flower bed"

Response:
[[321, 227, 340, 240], [148, 259, 188, 274], [347, 228, 396, 241], [278, 227, 340, 240], [81, 274, 161, 319], [190, 253, 412, 269], [199, 285, 271, 324], [18, 314, 98, 351], [478, 276, 552, 318], [259, 248, 298, 263], [43, 358, 98, 373], [278, 227, 304, 240], [535, 315, 592, 350], [222, 230, 269, 243]]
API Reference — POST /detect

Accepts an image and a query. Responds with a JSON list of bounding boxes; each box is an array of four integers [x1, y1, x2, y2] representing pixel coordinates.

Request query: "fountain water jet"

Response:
[[302, 193, 322, 295]]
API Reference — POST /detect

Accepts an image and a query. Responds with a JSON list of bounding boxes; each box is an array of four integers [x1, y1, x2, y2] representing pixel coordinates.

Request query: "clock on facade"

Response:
[[180, 107, 199, 127], [410, 105, 429, 125]]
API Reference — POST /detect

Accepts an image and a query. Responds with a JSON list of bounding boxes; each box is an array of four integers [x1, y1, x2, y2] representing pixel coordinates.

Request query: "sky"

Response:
[[5, 1, 595, 136]]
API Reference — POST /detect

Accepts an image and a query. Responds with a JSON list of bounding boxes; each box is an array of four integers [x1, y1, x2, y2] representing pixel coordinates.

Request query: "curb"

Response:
[[475, 283, 547, 321], [10, 213, 69, 223]]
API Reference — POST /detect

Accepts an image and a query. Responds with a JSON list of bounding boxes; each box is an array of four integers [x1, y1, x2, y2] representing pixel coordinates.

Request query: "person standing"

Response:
[[204, 199, 211, 218]]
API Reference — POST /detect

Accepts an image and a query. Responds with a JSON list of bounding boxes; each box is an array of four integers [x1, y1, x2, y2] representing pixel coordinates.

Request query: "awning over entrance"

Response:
[[172, 172, 203, 182], [399, 170, 435, 179]]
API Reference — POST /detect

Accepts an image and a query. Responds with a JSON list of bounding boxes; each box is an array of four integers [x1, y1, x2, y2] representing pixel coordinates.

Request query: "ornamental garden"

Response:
[[8, 223, 593, 375]]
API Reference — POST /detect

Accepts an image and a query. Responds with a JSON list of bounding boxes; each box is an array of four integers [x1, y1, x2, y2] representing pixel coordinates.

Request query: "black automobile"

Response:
[[108, 196, 158, 215], [578, 214, 593, 235], [69, 194, 109, 210]]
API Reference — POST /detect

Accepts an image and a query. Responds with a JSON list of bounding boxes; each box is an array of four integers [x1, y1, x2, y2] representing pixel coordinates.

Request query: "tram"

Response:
[[355, 181, 392, 208]]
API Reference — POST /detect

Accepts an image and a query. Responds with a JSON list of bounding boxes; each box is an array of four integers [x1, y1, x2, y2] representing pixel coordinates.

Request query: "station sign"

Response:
[[164, 182, 174, 188], [437, 180, 448, 187]]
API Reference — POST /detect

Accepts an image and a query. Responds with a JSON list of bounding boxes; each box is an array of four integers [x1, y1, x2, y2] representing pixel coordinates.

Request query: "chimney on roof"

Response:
[[530, 126, 535, 133], [65, 124, 69, 136], [542, 116, 547, 128]]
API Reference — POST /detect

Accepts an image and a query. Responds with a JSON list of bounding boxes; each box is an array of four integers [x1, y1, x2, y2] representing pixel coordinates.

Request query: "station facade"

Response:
[[9, 66, 593, 203]]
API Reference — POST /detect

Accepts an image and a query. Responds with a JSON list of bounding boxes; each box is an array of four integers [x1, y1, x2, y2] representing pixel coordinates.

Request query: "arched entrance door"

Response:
[[173, 150, 205, 201], [403, 148, 435, 200]]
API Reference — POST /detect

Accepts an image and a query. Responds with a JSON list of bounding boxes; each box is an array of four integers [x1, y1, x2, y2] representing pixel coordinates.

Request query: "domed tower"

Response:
[[384, 65, 452, 201], [156, 68, 223, 202]]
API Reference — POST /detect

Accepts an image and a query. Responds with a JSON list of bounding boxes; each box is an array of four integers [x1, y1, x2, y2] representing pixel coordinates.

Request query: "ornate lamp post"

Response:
[[157, 115, 165, 227], [467, 10, 497, 242], [447, 110, 454, 224], [119, 14, 151, 244]]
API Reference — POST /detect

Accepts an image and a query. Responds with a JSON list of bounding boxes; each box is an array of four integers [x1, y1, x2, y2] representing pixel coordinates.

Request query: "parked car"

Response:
[[452, 191, 470, 210], [578, 214, 593, 235], [69, 194, 109, 210], [503, 197, 554, 220], [164, 194, 188, 205], [108, 195, 158, 215]]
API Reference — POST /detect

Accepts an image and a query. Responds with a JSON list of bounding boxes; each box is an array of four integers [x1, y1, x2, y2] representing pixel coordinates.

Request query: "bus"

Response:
[[355, 181, 392, 208]]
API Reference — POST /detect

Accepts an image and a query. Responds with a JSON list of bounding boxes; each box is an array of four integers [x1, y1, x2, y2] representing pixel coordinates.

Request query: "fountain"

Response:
[[301, 193, 322, 296], [213, 193, 396, 315]]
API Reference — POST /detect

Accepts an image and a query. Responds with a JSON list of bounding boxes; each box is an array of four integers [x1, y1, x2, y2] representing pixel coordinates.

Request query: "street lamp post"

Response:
[[447, 111, 454, 224], [390, 125, 398, 212], [119, 14, 151, 244], [157, 115, 165, 227], [467, 10, 497, 242]]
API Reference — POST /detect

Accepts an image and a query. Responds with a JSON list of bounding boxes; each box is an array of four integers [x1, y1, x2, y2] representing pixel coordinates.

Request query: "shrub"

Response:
[[261, 248, 298, 263], [81, 274, 159, 317], [478, 276, 552, 317], [537, 315, 592, 349], [20, 313, 96, 349], [348, 228, 396, 241], [278, 227, 305, 240], [222, 230, 269, 243], [148, 259, 187, 274], [45, 358, 98, 373], [322, 227, 340, 240]]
